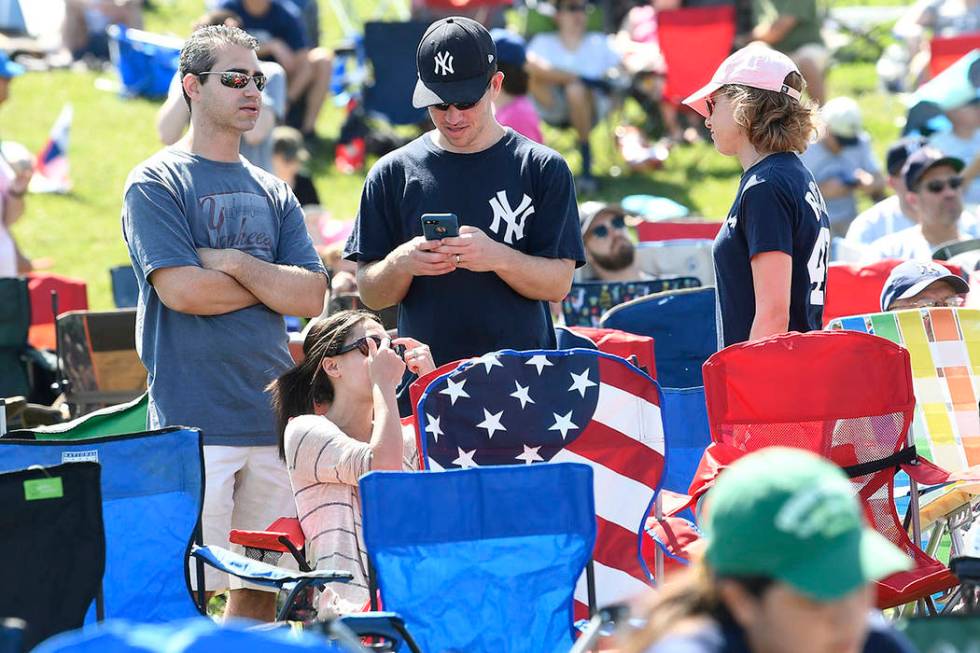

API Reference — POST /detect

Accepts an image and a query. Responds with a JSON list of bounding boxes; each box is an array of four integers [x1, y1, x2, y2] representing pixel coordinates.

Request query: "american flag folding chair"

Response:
[[700, 330, 959, 613], [415, 348, 667, 617]]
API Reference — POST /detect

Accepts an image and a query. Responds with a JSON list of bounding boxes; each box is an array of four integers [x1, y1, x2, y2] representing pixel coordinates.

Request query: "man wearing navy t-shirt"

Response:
[[343, 17, 585, 365]]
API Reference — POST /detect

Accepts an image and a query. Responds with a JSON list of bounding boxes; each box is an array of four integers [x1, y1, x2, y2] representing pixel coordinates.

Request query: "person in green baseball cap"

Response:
[[622, 447, 916, 653]]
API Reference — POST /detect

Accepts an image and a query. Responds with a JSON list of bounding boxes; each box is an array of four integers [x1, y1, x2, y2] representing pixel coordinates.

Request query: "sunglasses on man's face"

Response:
[[923, 176, 964, 194], [431, 81, 492, 112], [589, 215, 627, 239], [196, 70, 267, 92]]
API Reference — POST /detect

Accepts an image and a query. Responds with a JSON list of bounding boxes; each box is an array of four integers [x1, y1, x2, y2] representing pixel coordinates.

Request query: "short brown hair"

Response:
[[718, 72, 817, 154]]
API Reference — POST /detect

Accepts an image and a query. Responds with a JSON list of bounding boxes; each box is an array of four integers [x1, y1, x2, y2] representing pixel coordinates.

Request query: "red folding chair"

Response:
[[701, 331, 957, 611], [928, 33, 980, 79], [636, 220, 722, 243], [656, 5, 736, 106], [824, 260, 964, 326], [27, 273, 88, 350]]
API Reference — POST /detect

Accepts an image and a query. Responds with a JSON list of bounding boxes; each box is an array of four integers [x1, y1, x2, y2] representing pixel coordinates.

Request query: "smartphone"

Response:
[[421, 213, 459, 240]]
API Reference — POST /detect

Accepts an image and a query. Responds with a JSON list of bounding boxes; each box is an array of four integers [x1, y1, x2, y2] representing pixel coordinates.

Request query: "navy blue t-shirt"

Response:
[[713, 152, 830, 347], [344, 129, 585, 365], [218, 0, 308, 51]]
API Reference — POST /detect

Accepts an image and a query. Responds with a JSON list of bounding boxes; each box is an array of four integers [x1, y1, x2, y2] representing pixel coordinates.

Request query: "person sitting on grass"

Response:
[[268, 310, 434, 614]]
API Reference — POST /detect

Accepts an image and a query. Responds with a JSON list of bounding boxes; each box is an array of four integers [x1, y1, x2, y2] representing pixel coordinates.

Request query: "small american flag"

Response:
[[417, 349, 665, 614]]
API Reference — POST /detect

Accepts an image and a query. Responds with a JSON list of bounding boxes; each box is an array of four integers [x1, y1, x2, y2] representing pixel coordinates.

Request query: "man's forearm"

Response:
[[357, 256, 413, 310], [496, 249, 575, 302], [151, 266, 260, 316], [222, 252, 326, 317]]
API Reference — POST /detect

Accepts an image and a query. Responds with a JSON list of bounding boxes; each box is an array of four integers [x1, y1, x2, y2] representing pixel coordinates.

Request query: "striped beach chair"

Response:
[[828, 308, 980, 566]]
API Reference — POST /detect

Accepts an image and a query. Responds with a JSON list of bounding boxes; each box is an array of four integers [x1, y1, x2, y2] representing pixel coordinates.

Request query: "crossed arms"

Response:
[[150, 248, 326, 318]]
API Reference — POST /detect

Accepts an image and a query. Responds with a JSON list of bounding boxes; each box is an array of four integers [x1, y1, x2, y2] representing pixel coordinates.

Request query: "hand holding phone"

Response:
[[421, 213, 460, 240]]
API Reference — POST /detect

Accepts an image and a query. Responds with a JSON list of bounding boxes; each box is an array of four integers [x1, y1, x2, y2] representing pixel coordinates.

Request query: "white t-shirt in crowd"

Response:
[[864, 219, 980, 261], [0, 156, 17, 278], [846, 195, 980, 245], [527, 32, 621, 79], [799, 134, 882, 226]]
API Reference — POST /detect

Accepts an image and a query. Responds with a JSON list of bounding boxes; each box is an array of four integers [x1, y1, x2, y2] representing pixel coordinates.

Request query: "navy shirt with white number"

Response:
[[713, 152, 830, 347], [344, 130, 585, 365]]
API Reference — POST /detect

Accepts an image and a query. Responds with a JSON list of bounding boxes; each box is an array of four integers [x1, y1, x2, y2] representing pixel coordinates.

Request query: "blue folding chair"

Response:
[[601, 286, 718, 388], [360, 464, 596, 653], [109, 265, 138, 309], [362, 21, 429, 126], [32, 618, 352, 653], [561, 277, 700, 328]]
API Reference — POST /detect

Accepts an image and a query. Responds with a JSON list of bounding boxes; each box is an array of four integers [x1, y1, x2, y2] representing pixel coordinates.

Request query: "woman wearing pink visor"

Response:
[[684, 45, 830, 348]]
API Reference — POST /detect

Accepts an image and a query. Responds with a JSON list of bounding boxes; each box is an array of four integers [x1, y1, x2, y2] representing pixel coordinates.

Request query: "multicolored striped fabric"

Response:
[[827, 308, 980, 474]]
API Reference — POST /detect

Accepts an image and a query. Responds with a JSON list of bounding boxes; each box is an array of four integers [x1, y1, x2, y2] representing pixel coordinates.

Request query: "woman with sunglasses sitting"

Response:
[[268, 309, 435, 614], [682, 45, 828, 348]]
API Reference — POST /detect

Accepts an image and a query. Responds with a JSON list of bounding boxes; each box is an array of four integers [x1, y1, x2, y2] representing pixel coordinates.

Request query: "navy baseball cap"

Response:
[[903, 146, 965, 191], [413, 17, 497, 109], [885, 136, 928, 177], [490, 28, 526, 67], [880, 261, 969, 311], [0, 52, 24, 79]]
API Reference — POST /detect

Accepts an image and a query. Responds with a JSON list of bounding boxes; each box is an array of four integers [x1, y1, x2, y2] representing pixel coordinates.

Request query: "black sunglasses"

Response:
[[923, 176, 964, 194], [589, 215, 627, 238], [196, 70, 267, 92], [431, 81, 491, 112], [336, 335, 407, 358]]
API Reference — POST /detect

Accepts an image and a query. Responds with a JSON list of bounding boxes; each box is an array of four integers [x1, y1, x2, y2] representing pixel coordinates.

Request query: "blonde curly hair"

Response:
[[717, 72, 819, 155]]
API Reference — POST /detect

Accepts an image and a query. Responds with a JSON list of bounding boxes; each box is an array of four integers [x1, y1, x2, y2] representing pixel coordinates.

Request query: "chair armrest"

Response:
[[190, 544, 352, 589]]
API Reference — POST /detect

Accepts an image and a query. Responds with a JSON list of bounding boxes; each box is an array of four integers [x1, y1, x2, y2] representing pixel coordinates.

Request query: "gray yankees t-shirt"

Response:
[[122, 147, 325, 446]]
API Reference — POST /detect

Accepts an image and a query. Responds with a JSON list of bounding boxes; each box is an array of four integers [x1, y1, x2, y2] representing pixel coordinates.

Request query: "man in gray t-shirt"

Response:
[[122, 25, 326, 621]]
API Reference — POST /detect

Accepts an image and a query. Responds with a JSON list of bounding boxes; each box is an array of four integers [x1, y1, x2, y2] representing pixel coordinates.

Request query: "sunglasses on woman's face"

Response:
[[923, 176, 964, 194], [589, 215, 627, 239], [196, 70, 267, 92], [336, 335, 407, 358]]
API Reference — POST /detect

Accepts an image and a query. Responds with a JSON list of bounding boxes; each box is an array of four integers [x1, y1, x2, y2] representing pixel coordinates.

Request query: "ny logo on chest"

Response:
[[488, 190, 535, 245]]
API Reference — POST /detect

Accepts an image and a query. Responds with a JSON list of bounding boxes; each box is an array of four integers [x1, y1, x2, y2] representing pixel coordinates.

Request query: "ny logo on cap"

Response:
[[434, 51, 454, 76]]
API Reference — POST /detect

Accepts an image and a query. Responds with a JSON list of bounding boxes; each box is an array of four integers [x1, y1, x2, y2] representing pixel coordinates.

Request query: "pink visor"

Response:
[[683, 45, 803, 117]]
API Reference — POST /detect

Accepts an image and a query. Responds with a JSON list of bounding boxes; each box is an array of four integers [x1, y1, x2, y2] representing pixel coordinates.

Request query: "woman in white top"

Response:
[[268, 309, 435, 614]]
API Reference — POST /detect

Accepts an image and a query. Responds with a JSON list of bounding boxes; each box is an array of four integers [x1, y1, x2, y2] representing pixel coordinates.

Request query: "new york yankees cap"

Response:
[[413, 16, 497, 109], [880, 261, 969, 311]]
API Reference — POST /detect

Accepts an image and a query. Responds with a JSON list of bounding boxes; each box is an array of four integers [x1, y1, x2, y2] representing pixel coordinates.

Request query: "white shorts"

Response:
[[193, 444, 298, 592], [790, 42, 831, 71]]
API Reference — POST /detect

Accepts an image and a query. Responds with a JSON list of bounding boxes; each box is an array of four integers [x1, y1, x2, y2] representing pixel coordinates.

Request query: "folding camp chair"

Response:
[[0, 461, 104, 651], [898, 615, 980, 649], [828, 309, 980, 571], [701, 330, 959, 611], [106, 25, 182, 99], [0, 277, 32, 399], [656, 5, 736, 107], [32, 617, 358, 653], [928, 33, 980, 79], [26, 273, 88, 351], [561, 277, 700, 328], [824, 260, 965, 326], [634, 240, 715, 286], [601, 286, 717, 388], [360, 464, 596, 653], [635, 220, 722, 243], [0, 619, 25, 653], [415, 349, 665, 616], [361, 21, 430, 126], [109, 265, 139, 309], [19, 393, 149, 441], [932, 237, 980, 261], [55, 309, 146, 417], [0, 426, 351, 626], [557, 325, 656, 376]]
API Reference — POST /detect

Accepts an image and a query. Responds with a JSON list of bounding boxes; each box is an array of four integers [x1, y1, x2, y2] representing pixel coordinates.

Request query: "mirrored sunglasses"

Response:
[[197, 71, 267, 92]]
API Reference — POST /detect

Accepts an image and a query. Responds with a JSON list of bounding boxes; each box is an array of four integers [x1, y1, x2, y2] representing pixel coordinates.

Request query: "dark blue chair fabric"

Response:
[[0, 428, 204, 624], [554, 325, 598, 351], [109, 265, 138, 309], [360, 464, 596, 653], [601, 287, 717, 388], [659, 387, 710, 498], [362, 21, 429, 125], [33, 618, 346, 653]]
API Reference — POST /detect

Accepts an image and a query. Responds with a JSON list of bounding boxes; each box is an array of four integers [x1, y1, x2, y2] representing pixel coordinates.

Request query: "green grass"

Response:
[[7, 0, 904, 308]]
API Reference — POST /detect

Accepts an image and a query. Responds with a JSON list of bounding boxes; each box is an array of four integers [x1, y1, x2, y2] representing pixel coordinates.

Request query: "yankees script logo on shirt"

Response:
[[488, 190, 535, 245], [434, 51, 454, 76]]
